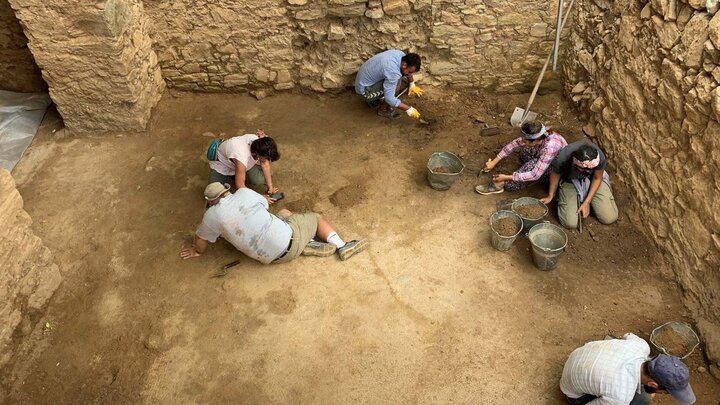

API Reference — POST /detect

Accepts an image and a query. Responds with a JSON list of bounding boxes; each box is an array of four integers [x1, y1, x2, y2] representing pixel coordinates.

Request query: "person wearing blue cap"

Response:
[[560, 333, 696, 404]]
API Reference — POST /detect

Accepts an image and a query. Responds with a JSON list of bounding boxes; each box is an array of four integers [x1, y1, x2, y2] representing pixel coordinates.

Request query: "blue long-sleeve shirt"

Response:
[[354, 50, 405, 108]]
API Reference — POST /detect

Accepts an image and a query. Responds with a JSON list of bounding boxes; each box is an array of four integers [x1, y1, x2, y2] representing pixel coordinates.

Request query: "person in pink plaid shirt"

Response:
[[475, 122, 567, 195]]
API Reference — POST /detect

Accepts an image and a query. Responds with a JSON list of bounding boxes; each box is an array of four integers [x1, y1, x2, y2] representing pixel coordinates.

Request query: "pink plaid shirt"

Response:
[[497, 132, 567, 182]]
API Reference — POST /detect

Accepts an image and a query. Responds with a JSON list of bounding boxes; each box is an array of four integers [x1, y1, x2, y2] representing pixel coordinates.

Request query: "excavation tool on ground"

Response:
[[211, 259, 241, 278], [510, 0, 575, 127], [577, 193, 583, 233]]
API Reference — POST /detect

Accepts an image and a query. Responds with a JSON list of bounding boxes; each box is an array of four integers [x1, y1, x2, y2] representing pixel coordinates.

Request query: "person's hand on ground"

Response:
[[406, 107, 421, 120], [408, 83, 424, 97], [264, 195, 276, 205], [577, 202, 590, 218], [255, 129, 266, 137], [539, 195, 553, 205], [483, 158, 497, 172], [267, 186, 280, 194], [492, 173, 512, 182], [180, 247, 201, 259]]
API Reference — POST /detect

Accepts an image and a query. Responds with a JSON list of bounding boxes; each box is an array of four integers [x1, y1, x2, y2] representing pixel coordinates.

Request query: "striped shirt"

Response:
[[497, 132, 567, 182], [560, 333, 650, 404]]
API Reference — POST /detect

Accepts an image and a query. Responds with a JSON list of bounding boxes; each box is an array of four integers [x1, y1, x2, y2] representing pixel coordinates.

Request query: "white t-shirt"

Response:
[[209, 134, 259, 176], [196, 188, 292, 264], [560, 333, 650, 404]]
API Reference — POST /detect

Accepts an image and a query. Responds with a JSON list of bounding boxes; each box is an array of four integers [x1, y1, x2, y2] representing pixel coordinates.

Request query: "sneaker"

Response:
[[337, 239, 368, 261], [475, 182, 504, 195], [302, 241, 337, 257], [377, 108, 401, 120]]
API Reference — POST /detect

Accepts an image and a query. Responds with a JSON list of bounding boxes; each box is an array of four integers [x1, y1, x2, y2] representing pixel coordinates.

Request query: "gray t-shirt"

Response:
[[551, 140, 606, 181], [196, 188, 292, 264]]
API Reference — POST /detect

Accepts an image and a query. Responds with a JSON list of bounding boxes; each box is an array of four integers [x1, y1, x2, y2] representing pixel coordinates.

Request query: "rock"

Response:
[[688, 0, 705, 9], [321, 71, 343, 88], [530, 23, 547, 37], [274, 82, 295, 90], [251, 90, 269, 100], [276, 69, 292, 83], [710, 364, 720, 380], [202, 131, 215, 138], [255, 68, 270, 83], [640, 2, 653, 19], [382, 0, 411, 15], [708, 0, 719, 13], [327, 4, 366, 17], [365, 7, 384, 18], [680, 13, 710, 68], [710, 12, 720, 48], [652, 16, 680, 49], [295, 8, 325, 20], [572, 82, 587, 94], [698, 366, 707, 373], [712, 86, 720, 120], [181, 43, 213, 60], [328, 23, 345, 40], [224, 74, 249, 87], [288, 0, 308, 4]]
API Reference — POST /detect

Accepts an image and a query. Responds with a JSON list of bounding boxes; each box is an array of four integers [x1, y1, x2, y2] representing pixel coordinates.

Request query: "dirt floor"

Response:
[[3, 88, 719, 404]]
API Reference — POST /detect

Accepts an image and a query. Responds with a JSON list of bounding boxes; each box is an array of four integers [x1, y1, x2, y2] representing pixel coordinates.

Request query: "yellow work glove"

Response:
[[406, 107, 421, 120], [408, 82, 424, 97]]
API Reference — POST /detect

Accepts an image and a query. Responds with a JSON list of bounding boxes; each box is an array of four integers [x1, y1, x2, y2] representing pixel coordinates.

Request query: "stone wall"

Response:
[[0, 0, 44, 92], [7, 0, 165, 132], [563, 0, 720, 376], [0, 169, 61, 372], [143, 0, 564, 93]]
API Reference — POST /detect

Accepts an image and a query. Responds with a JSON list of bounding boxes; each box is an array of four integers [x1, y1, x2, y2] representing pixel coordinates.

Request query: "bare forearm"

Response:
[[547, 172, 560, 197], [584, 174, 603, 204], [194, 234, 208, 254], [261, 162, 274, 190]]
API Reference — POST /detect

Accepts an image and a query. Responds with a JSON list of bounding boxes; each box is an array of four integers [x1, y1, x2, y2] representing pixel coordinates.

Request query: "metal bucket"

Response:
[[649, 321, 700, 359], [490, 210, 523, 251], [528, 223, 567, 271], [512, 197, 548, 232], [427, 151, 465, 191]]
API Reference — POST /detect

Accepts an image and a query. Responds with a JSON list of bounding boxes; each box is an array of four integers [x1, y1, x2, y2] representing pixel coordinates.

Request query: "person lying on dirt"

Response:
[[207, 130, 280, 203], [560, 333, 695, 405], [539, 140, 618, 229], [180, 182, 368, 264], [354, 50, 423, 121], [475, 122, 567, 195]]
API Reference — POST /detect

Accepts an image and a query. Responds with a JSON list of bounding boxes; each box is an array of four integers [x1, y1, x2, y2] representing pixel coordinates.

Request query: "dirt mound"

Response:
[[493, 217, 519, 236], [515, 204, 546, 219], [655, 328, 690, 356], [329, 184, 366, 209]]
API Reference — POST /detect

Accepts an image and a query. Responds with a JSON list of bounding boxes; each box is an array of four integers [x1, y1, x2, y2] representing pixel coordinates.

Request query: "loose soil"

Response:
[[432, 166, 453, 173], [493, 217, 520, 236], [655, 328, 691, 357], [515, 203, 547, 219], [4, 89, 719, 404]]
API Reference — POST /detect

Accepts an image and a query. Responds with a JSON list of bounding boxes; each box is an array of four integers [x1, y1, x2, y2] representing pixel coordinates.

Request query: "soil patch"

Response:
[[493, 217, 519, 236], [514, 204, 546, 219], [655, 328, 690, 356], [329, 184, 366, 209]]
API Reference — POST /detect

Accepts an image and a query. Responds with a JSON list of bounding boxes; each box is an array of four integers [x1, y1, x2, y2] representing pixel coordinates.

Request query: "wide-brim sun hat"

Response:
[[204, 182, 230, 201]]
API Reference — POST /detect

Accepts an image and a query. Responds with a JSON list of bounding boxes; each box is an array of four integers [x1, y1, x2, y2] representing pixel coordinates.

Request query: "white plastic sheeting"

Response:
[[0, 90, 52, 171]]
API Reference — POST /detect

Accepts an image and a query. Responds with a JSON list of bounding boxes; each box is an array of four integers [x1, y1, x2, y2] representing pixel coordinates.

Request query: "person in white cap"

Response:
[[180, 182, 368, 264], [561, 333, 695, 405], [475, 122, 567, 195]]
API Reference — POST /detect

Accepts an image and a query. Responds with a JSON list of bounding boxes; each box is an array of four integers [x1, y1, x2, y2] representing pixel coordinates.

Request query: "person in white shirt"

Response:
[[180, 183, 368, 264], [208, 130, 280, 203], [560, 333, 695, 405]]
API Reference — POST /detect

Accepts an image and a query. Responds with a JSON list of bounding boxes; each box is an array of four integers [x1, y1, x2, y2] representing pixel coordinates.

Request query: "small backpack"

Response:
[[206, 139, 223, 161]]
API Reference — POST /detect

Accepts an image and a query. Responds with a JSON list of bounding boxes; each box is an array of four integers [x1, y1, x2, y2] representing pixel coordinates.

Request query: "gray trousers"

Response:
[[209, 166, 264, 186], [557, 181, 618, 229]]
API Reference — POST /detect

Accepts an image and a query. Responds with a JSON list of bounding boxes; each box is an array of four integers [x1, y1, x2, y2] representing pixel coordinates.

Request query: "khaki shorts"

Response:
[[274, 213, 319, 263]]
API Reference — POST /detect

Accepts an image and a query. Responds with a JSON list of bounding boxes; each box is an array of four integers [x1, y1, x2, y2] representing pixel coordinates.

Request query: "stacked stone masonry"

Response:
[[0, 169, 62, 373], [6, 0, 165, 132], [143, 0, 562, 93], [0, 0, 44, 92], [563, 0, 720, 376]]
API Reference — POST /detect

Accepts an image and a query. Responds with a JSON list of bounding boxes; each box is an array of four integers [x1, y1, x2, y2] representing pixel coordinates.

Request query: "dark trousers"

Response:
[[565, 388, 651, 405]]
